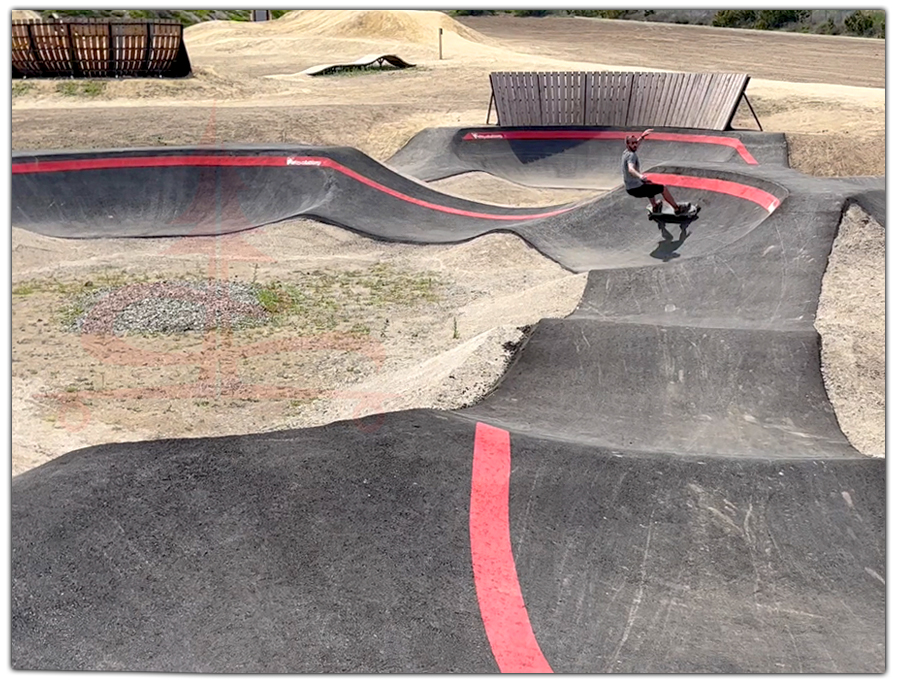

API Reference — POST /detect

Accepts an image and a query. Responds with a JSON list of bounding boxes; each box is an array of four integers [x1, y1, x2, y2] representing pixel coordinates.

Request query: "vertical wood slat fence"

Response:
[[12, 19, 192, 78], [489, 71, 755, 131]]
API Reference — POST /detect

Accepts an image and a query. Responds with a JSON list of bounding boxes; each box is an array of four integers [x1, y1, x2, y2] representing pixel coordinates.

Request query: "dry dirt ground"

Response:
[[9, 10, 886, 475]]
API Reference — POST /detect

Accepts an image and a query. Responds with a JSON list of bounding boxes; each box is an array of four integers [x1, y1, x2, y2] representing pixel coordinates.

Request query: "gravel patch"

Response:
[[73, 280, 270, 335]]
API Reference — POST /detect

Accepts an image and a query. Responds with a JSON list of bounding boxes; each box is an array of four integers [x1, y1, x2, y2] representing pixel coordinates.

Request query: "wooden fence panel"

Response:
[[625, 72, 652, 126], [516, 72, 543, 126], [11, 24, 43, 75], [11, 19, 191, 78], [687, 72, 715, 128], [708, 74, 734, 128], [154, 23, 185, 70], [491, 73, 525, 126], [539, 71, 585, 125], [610, 72, 635, 126], [657, 72, 686, 127], [31, 23, 70, 75], [710, 73, 750, 130], [489, 70, 750, 130], [671, 72, 702, 127], [641, 73, 668, 126], [75, 22, 110, 77]]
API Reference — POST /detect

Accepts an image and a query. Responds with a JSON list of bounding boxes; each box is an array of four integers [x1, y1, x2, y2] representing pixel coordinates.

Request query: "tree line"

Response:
[[449, 9, 885, 39]]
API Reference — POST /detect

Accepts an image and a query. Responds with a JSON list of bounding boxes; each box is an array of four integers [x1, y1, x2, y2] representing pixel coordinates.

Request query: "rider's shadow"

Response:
[[650, 223, 693, 262]]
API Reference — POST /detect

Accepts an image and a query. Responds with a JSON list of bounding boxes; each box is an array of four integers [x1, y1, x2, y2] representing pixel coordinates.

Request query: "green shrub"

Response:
[[711, 10, 757, 28], [815, 17, 840, 35], [844, 10, 885, 38], [753, 10, 810, 30]]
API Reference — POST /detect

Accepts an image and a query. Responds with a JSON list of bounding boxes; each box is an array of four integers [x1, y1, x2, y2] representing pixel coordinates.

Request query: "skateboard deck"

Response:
[[647, 203, 700, 223]]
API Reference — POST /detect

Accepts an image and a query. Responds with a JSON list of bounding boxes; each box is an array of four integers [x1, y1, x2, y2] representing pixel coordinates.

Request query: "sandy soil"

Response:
[[815, 205, 886, 457], [9, 10, 885, 474]]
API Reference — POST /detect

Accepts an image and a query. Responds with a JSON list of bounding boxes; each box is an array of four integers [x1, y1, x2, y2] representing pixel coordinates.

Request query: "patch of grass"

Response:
[[56, 80, 107, 98], [58, 300, 88, 330], [11, 282, 40, 296], [17, 265, 443, 337], [254, 287, 286, 315], [13, 274, 110, 297], [356, 264, 440, 306], [14, 270, 152, 329], [252, 264, 443, 334], [12, 81, 34, 97], [320, 65, 417, 78]]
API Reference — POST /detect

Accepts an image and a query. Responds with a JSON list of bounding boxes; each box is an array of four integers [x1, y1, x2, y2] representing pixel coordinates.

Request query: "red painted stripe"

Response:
[[11, 155, 573, 222], [10, 155, 288, 174], [470, 422, 552, 673], [313, 158, 573, 221], [648, 173, 781, 212], [462, 129, 758, 164]]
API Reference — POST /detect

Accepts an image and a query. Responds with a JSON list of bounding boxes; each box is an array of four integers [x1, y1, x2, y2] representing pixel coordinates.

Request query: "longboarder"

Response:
[[622, 128, 697, 217]]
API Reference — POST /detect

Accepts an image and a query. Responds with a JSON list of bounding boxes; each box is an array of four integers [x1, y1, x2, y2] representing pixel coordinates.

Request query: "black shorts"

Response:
[[626, 183, 665, 198]]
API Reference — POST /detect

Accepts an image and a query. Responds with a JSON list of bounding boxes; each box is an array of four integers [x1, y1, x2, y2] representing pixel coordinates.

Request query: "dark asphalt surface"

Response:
[[11, 128, 886, 673], [386, 126, 790, 188]]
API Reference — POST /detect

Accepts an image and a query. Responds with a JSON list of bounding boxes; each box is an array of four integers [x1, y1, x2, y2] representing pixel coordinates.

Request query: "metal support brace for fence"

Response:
[[25, 24, 43, 75], [65, 24, 80, 77], [142, 23, 154, 75], [107, 22, 115, 75], [742, 93, 763, 131], [485, 92, 495, 125]]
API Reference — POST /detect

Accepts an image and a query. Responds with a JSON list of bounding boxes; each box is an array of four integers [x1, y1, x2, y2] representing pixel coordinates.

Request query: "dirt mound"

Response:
[[182, 18, 256, 45], [815, 203, 885, 457], [12, 10, 41, 21], [275, 9, 488, 44]]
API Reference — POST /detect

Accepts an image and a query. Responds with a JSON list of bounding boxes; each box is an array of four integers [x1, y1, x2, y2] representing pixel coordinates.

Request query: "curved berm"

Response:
[[387, 126, 790, 189], [11, 132, 885, 673]]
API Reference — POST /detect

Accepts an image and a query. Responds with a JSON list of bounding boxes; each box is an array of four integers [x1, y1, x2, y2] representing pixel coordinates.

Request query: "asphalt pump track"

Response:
[[11, 128, 885, 673]]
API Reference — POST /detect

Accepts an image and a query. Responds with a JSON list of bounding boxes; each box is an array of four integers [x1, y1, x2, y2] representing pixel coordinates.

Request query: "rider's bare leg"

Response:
[[662, 187, 680, 210]]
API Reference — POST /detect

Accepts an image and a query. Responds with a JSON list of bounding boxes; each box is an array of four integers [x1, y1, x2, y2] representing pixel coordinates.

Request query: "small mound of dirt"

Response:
[[275, 9, 489, 45]]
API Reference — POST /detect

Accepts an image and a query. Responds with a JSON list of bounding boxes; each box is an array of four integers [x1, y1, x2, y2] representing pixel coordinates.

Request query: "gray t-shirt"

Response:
[[622, 149, 643, 190]]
